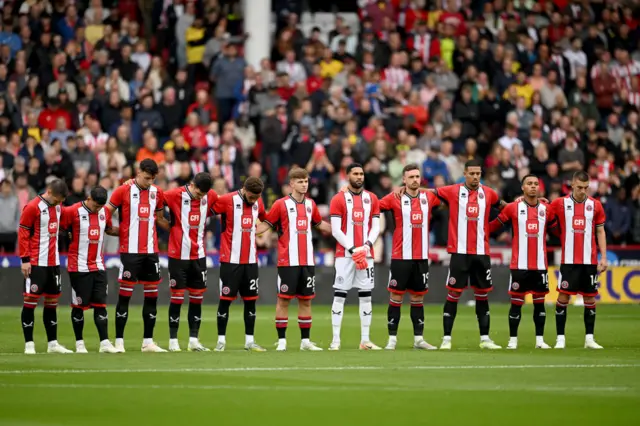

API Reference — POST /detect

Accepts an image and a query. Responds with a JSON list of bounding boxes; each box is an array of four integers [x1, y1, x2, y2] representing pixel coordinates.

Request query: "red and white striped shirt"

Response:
[[212, 191, 266, 264], [329, 190, 380, 258], [18, 196, 62, 267], [612, 60, 640, 88], [62, 202, 112, 272], [108, 182, 165, 254], [381, 66, 410, 90], [165, 186, 218, 260], [409, 33, 437, 64], [264, 195, 322, 267], [83, 132, 109, 151], [491, 201, 556, 271], [551, 195, 605, 265], [379, 191, 440, 260], [435, 184, 500, 255]]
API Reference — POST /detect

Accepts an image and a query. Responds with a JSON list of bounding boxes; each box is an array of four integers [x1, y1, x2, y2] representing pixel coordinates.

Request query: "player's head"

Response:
[[463, 159, 482, 189], [45, 178, 68, 206], [86, 186, 108, 212], [520, 174, 539, 198], [402, 163, 421, 190], [346, 163, 364, 190], [136, 159, 159, 189], [571, 171, 589, 201], [190, 172, 213, 199], [242, 176, 264, 204], [288, 167, 309, 195]]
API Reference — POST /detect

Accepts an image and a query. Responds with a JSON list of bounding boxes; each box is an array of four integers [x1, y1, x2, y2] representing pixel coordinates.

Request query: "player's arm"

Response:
[[365, 196, 381, 251], [18, 203, 36, 278], [595, 201, 608, 273], [310, 201, 331, 235], [488, 212, 508, 233], [155, 189, 170, 231], [379, 193, 395, 211], [546, 200, 561, 237], [104, 209, 119, 236], [329, 196, 355, 252]]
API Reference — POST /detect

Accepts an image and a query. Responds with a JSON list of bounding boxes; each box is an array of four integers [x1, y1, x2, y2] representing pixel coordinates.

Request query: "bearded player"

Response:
[[488, 175, 558, 349], [550, 171, 607, 349], [61, 186, 119, 353], [329, 163, 381, 350], [257, 168, 331, 351], [379, 164, 439, 350], [163, 173, 218, 352]]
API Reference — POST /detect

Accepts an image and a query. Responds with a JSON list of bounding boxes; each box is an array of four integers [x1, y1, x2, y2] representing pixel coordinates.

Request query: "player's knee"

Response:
[[297, 298, 310, 308], [143, 284, 159, 299], [446, 291, 460, 303], [118, 284, 134, 298], [334, 290, 347, 299], [532, 293, 546, 304], [170, 289, 185, 305], [557, 293, 570, 304], [474, 292, 489, 302], [390, 294, 403, 304], [23, 295, 39, 309], [44, 297, 58, 309], [409, 295, 424, 305], [583, 296, 596, 305], [358, 290, 372, 301], [510, 296, 525, 306]]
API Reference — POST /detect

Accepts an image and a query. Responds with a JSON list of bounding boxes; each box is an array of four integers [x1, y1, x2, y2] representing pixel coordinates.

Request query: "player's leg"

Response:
[[472, 256, 500, 349], [441, 254, 469, 349], [167, 258, 187, 351], [115, 254, 138, 351], [386, 261, 407, 350], [582, 266, 601, 348], [554, 265, 575, 349], [91, 271, 117, 353], [241, 264, 264, 351], [186, 259, 208, 351], [140, 254, 164, 351], [506, 271, 524, 349], [330, 257, 355, 350], [532, 270, 550, 349], [69, 272, 91, 353], [297, 266, 320, 351], [43, 267, 71, 353], [215, 263, 239, 351], [22, 270, 43, 354], [409, 261, 434, 349], [356, 259, 380, 350], [275, 267, 296, 351]]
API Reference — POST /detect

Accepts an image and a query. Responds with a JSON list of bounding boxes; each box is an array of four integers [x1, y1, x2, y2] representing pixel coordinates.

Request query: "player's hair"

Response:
[[520, 174, 539, 185], [139, 158, 159, 177], [464, 159, 483, 170], [288, 167, 309, 181], [90, 186, 108, 205], [346, 163, 363, 174], [572, 171, 589, 182], [402, 163, 420, 175], [193, 172, 213, 193], [48, 179, 69, 198], [243, 176, 265, 194]]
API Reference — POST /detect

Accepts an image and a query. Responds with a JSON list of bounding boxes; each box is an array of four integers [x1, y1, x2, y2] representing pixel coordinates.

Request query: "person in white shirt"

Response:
[[276, 50, 307, 86], [498, 123, 523, 151], [563, 37, 588, 81]]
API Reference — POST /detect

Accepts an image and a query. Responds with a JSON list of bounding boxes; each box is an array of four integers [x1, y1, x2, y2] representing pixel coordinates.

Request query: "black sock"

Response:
[[188, 301, 202, 338], [508, 303, 522, 338], [555, 302, 567, 336], [298, 316, 311, 339], [387, 300, 401, 336], [71, 307, 85, 341], [443, 297, 459, 337], [244, 299, 257, 336], [43, 307, 58, 342], [142, 297, 158, 339], [410, 301, 424, 337], [276, 316, 288, 339], [168, 302, 182, 339], [21, 307, 35, 342], [475, 298, 490, 336], [584, 303, 596, 335], [94, 307, 109, 341], [533, 303, 546, 337], [115, 295, 131, 339], [217, 299, 232, 337]]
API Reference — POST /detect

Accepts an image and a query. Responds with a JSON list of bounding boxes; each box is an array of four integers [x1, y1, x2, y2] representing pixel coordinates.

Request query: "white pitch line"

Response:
[[0, 383, 632, 393], [0, 364, 638, 375]]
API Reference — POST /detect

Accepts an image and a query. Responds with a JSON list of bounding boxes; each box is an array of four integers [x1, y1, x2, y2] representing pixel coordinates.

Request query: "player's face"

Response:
[[403, 169, 421, 190], [522, 177, 539, 198], [348, 167, 364, 189], [191, 186, 206, 200], [291, 178, 308, 194], [137, 171, 155, 189], [464, 166, 482, 189], [47, 190, 65, 206], [244, 190, 261, 204], [572, 179, 589, 201], [86, 198, 105, 212]]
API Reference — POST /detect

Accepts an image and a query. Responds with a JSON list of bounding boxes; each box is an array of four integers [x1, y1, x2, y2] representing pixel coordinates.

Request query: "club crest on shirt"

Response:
[[100, 214, 105, 220], [202, 198, 207, 205], [307, 206, 312, 213], [253, 204, 258, 210], [150, 192, 156, 200], [586, 205, 593, 211], [539, 210, 545, 217], [56, 206, 61, 212], [364, 198, 370, 204], [479, 193, 484, 199], [421, 198, 426, 204]]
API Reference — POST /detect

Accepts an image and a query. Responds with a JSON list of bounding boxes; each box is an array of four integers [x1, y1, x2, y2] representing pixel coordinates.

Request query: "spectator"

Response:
[[605, 188, 632, 244], [210, 43, 246, 125], [0, 179, 19, 253]]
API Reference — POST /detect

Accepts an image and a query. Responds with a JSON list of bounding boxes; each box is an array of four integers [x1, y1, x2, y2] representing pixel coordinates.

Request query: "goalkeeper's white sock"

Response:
[[359, 291, 373, 342], [331, 291, 347, 343]]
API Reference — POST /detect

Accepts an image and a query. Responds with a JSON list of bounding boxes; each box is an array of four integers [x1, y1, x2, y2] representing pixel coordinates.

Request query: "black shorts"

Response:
[[219, 262, 259, 301], [388, 259, 430, 295], [446, 253, 493, 293], [509, 269, 549, 296], [24, 266, 61, 297], [118, 253, 161, 285], [69, 271, 108, 309], [277, 266, 316, 300], [558, 264, 599, 297], [168, 257, 207, 292]]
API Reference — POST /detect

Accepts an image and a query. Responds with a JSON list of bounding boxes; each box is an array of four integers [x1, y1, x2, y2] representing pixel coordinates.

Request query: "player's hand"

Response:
[[353, 250, 368, 270], [393, 186, 406, 199], [340, 185, 348, 193], [597, 259, 608, 273], [540, 197, 549, 204], [21, 262, 31, 279]]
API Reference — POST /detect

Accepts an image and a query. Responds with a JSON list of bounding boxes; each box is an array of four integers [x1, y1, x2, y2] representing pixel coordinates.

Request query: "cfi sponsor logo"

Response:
[[511, 282, 520, 290], [280, 284, 289, 293]]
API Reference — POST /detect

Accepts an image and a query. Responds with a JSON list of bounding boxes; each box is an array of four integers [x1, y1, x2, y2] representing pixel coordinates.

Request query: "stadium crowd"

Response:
[[0, 0, 639, 257]]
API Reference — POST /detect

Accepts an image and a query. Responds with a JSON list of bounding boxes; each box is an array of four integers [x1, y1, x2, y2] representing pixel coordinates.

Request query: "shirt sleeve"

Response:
[[434, 185, 451, 204], [105, 208, 113, 229], [155, 188, 165, 211], [59, 206, 73, 229], [594, 200, 606, 227], [212, 194, 228, 215], [263, 199, 281, 229], [258, 199, 266, 221], [311, 200, 322, 226], [329, 193, 344, 218], [379, 193, 394, 211], [427, 191, 441, 209], [370, 194, 381, 217], [108, 185, 124, 210], [496, 202, 512, 225], [18, 202, 36, 260]]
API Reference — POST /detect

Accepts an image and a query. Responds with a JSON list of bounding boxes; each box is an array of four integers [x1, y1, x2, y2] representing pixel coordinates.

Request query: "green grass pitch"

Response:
[[0, 304, 639, 426]]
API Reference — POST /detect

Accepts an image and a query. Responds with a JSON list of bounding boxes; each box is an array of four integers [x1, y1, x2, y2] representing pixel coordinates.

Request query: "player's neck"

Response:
[[348, 185, 363, 194], [290, 192, 305, 203], [405, 188, 420, 197], [572, 193, 587, 203], [523, 196, 538, 206], [40, 194, 53, 205]]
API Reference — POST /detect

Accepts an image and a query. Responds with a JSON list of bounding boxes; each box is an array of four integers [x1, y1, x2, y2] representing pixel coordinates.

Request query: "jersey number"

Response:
[[306, 276, 316, 290], [422, 273, 429, 285], [486, 269, 492, 282], [249, 279, 259, 291], [366, 268, 374, 279]]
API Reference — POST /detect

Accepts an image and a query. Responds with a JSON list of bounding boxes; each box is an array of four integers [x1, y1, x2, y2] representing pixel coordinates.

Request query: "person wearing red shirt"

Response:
[[38, 99, 72, 131], [181, 112, 208, 149], [379, 164, 439, 350], [61, 186, 119, 354], [18, 179, 71, 354], [489, 175, 558, 350], [549, 171, 608, 349]]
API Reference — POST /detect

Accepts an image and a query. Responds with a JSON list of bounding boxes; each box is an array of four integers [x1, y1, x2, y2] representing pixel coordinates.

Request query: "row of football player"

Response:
[[17, 159, 607, 354]]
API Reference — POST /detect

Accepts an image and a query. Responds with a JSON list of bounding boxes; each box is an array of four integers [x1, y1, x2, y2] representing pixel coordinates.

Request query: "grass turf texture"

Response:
[[0, 304, 638, 426]]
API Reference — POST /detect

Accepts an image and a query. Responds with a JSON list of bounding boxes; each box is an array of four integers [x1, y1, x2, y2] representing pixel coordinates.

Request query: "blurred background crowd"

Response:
[[0, 0, 639, 260]]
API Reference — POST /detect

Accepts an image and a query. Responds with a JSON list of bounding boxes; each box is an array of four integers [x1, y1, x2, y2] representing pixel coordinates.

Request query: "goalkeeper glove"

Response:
[[352, 250, 368, 270]]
